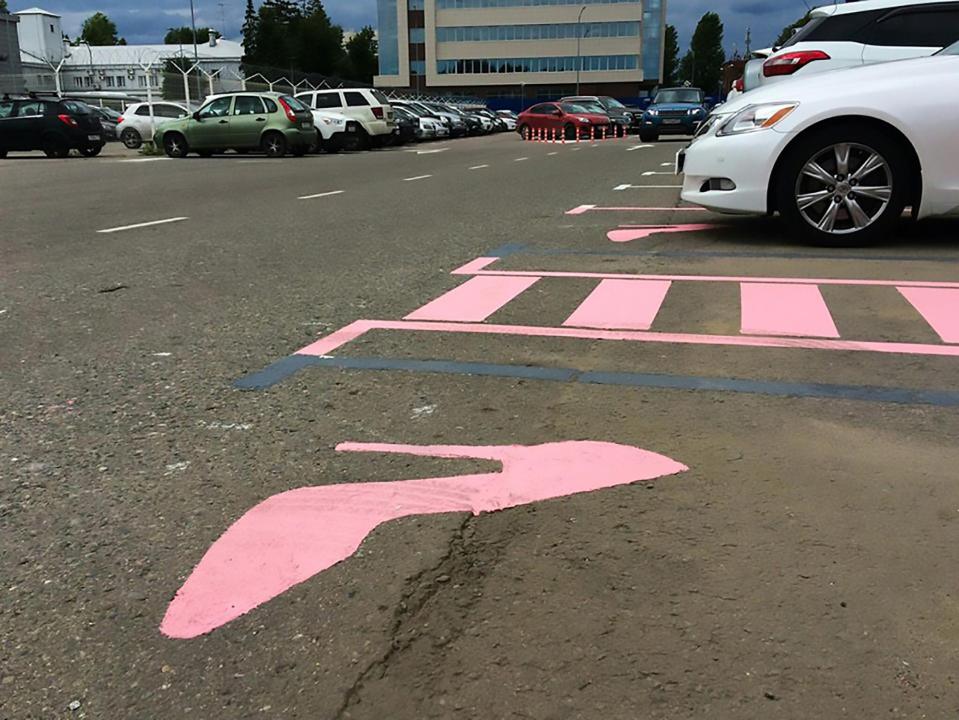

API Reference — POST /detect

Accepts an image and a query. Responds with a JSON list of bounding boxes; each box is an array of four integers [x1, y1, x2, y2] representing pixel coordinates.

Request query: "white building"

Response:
[[14, 7, 244, 100]]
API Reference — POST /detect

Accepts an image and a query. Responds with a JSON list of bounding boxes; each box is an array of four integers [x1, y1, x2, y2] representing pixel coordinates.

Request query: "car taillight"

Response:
[[278, 97, 298, 123], [117, 116, 124, 123], [371, 106, 384, 119], [57, 114, 78, 127], [734, 78, 744, 92], [763, 50, 830, 77]]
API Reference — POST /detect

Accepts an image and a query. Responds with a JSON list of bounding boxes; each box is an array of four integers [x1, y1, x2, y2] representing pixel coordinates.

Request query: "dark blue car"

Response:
[[639, 87, 709, 142]]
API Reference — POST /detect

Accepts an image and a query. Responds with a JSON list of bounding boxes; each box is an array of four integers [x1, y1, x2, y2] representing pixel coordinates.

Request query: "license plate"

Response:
[[663, 119, 681, 125], [675, 149, 686, 175], [88, 134, 100, 141]]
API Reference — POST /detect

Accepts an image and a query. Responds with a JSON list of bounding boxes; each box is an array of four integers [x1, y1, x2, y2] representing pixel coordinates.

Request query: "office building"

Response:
[[375, 0, 665, 99]]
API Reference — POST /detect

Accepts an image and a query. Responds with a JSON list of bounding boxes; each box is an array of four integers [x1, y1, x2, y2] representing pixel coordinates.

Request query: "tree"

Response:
[[342, 26, 378, 83], [662, 24, 679, 85], [774, 13, 811, 48], [685, 12, 724, 94], [242, 0, 258, 62], [80, 12, 121, 45], [0, 0, 9, 14], [165, 26, 214, 45]]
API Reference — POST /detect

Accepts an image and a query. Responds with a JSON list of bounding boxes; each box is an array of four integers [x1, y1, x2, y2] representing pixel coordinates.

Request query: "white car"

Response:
[[746, 0, 959, 91], [679, 42, 959, 245], [307, 108, 360, 153], [295, 88, 394, 148], [117, 101, 190, 149]]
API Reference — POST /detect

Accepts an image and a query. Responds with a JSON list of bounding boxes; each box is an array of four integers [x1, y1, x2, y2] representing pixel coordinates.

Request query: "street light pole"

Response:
[[189, 0, 201, 99], [575, 5, 586, 95]]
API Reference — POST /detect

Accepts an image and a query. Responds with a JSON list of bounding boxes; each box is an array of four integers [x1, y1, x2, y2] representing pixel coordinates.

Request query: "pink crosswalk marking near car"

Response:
[[405, 275, 540, 322], [897, 287, 959, 343], [564, 279, 672, 330], [740, 282, 840, 338]]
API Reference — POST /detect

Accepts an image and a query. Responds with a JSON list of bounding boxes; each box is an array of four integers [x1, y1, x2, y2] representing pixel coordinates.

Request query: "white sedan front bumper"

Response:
[[680, 122, 791, 215]]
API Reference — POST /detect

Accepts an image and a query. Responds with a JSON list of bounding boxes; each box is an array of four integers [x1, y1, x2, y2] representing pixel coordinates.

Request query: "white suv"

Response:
[[117, 101, 190, 149], [745, 0, 959, 90], [295, 88, 394, 148]]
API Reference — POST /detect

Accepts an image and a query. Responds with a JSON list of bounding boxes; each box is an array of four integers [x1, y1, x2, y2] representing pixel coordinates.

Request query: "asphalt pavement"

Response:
[[2, 134, 959, 719]]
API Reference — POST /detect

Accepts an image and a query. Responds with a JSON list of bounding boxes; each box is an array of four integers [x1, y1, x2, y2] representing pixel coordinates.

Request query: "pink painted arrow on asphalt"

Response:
[[607, 224, 717, 243], [161, 440, 688, 639]]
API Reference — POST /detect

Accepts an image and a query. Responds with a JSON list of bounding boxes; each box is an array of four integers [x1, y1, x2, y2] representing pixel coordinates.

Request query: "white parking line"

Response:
[[547, 152, 558, 156], [118, 157, 170, 163], [97, 217, 188, 234], [403, 174, 433, 181], [661, 162, 672, 167], [298, 190, 344, 200], [614, 184, 632, 191], [514, 157, 528, 162], [571, 147, 583, 152], [642, 171, 673, 176], [469, 164, 489, 170], [613, 184, 683, 190], [408, 148, 449, 154], [627, 144, 653, 151]]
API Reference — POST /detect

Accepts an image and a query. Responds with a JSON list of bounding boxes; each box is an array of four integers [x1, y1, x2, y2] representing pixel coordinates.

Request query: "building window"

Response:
[[115, 76, 126, 87], [642, 0, 664, 81], [73, 77, 83, 88], [378, 0, 400, 75], [410, 60, 426, 74], [436, 0, 637, 7], [436, 21, 639, 42], [137, 76, 147, 87], [408, 0, 425, 7], [104, 76, 115, 87], [436, 55, 638, 74], [409, 27, 425, 42]]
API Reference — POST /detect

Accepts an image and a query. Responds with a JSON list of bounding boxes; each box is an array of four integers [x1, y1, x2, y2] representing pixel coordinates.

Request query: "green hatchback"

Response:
[[154, 92, 315, 158]]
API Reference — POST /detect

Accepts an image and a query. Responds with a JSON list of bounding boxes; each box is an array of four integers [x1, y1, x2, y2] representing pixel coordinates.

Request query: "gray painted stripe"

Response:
[[487, 243, 959, 263], [234, 353, 959, 406]]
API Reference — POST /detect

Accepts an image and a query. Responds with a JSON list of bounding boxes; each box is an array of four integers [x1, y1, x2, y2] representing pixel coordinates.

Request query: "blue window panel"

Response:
[[409, 27, 425, 42], [642, 0, 663, 80], [437, 55, 638, 73], [434, 21, 642, 41], [410, 60, 426, 74], [408, 0, 424, 7], [376, 0, 400, 75]]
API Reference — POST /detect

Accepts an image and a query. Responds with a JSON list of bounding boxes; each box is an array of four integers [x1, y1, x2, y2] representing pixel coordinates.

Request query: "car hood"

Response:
[[648, 103, 704, 112], [723, 53, 959, 114]]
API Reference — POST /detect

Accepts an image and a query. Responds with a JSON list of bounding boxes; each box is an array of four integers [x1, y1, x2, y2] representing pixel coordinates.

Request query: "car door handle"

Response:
[[218, 119, 228, 124], [255, 117, 266, 122]]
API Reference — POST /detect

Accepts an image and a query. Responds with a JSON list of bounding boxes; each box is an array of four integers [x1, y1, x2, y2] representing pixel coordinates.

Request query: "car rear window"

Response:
[[0, 101, 13, 118], [62, 101, 91, 114], [781, 10, 884, 47], [280, 95, 309, 112], [371, 89, 391, 105]]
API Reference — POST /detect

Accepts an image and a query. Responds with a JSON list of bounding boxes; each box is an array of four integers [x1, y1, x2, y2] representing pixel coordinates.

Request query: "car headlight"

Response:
[[646, 108, 659, 116], [717, 102, 798, 136], [691, 108, 704, 115]]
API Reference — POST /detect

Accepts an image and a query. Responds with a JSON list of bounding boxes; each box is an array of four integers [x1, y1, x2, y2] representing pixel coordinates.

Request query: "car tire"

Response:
[[42, 136, 69, 159], [121, 128, 142, 150], [163, 132, 189, 159], [262, 132, 287, 158], [343, 129, 369, 152], [563, 123, 577, 141], [79, 145, 103, 157], [639, 132, 658, 142], [518, 124, 531, 141], [775, 123, 910, 247]]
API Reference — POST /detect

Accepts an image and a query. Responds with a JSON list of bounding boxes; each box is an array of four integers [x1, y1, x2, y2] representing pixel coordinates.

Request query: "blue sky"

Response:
[[15, 0, 812, 54]]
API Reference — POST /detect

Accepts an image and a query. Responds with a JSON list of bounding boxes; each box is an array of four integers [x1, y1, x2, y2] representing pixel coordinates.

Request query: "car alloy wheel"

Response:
[[121, 128, 142, 149], [262, 132, 287, 158], [794, 142, 893, 235], [163, 133, 188, 158]]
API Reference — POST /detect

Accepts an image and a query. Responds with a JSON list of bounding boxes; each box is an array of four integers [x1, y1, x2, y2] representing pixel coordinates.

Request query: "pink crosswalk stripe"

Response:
[[898, 287, 959, 343], [564, 279, 671, 330], [740, 282, 840, 338], [405, 275, 540, 322]]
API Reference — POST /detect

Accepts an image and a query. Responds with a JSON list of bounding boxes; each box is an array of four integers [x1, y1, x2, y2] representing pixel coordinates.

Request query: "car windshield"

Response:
[[937, 40, 959, 55], [654, 89, 703, 104], [575, 100, 606, 113], [560, 102, 592, 113], [398, 103, 425, 117], [601, 97, 626, 109]]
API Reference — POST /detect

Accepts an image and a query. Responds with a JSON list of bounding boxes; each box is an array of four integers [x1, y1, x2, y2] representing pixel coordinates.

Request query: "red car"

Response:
[[517, 101, 610, 140]]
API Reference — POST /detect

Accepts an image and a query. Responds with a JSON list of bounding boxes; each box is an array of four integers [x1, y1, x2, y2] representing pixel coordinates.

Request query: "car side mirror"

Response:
[[192, 111, 201, 121], [552, 109, 562, 116]]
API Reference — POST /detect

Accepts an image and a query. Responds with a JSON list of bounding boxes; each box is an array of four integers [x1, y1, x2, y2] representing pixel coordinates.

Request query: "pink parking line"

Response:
[[564, 279, 671, 330], [295, 319, 959, 359], [566, 205, 709, 215], [898, 287, 959, 343], [449, 260, 959, 290], [741, 283, 840, 339], [404, 275, 540, 322]]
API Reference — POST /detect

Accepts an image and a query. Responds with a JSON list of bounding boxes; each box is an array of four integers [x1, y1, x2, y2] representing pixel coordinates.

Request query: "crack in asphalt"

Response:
[[333, 513, 476, 719]]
